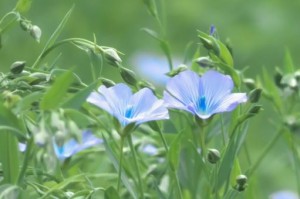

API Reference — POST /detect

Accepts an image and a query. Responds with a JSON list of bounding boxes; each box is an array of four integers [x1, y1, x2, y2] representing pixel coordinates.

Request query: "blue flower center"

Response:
[[198, 96, 206, 113], [57, 145, 64, 155], [125, 106, 134, 119]]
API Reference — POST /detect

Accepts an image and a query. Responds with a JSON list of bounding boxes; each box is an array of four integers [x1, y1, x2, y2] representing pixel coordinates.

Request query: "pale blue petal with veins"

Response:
[[87, 83, 169, 126], [163, 70, 247, 119]]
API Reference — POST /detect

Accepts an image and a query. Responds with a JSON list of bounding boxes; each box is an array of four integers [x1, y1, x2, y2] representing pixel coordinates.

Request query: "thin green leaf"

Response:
[[40, 70, 74, 110], [15, 0, 32, 13], [142, 0, 158, 18], [141, 28, 162, 42], [32, 5, 74, 68], [284, 48, 294, 73], [62, 81, 98, 109], [0, 131, 20, 185], [168, 131, 183, 170]]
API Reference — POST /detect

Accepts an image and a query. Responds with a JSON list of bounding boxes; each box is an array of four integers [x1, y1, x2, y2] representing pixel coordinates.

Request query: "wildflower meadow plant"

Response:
[[1, 1, 300, 199]]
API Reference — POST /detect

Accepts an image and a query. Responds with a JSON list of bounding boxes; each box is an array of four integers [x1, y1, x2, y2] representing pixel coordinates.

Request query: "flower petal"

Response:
[[212, 93, 248, 114], [126, 88, 169, 124], [164, 70, 201, 113], [201, 70, 234, 113]]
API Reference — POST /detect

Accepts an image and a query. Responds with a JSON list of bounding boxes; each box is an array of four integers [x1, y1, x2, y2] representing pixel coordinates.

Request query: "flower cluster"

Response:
[[88, 69, 247, 125]]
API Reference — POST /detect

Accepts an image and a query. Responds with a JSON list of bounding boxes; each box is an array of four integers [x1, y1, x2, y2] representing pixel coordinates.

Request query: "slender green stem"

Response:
[[290, 133, 300, 197], [157, 127, 183, 199], [127, 134, 144, 199], [199, 126, 207, 160], [17, 137, 34, 186], [220, 115, 227, 146], [117, 137, 125, 192], [246, 127, 283, 177]]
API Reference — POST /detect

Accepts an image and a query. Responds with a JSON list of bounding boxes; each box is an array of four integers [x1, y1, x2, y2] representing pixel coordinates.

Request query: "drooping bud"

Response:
[[103, 48, 122, 67], [10, 61, 26, 74], [236, 174, 247, 186], [207, 148, 220, 164], [234, 174, 248, 192], [120, 67, 138, 86], [100, 77, 115, 87], [166, 65, 187, 77], [248, 88, 262, 103], [19, 19, 31, 31], [243, 78, 256, 90], [30, 25, 42, 42], [195, 56, 213, 68]]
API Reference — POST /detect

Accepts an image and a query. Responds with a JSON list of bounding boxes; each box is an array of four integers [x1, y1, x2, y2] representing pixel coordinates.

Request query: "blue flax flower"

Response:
[[269, 191, 298, 199], [87, 83, 169, 126], [163, 70, 247, 119], [53, 130, 102, 161]]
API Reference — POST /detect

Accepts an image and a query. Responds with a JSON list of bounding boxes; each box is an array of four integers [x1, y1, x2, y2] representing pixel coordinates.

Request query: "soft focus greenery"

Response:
[[1, 0, 300, 198]]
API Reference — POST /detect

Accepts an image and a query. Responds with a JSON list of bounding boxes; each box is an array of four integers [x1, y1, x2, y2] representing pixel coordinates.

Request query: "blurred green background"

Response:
[[1, 0, 300, 198]]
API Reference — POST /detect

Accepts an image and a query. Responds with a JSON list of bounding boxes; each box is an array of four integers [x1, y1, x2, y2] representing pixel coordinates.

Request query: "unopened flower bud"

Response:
[[103, 48, 122, 67], [248, 88, 262, 103], [120, 67, 138, 86], [236, 174, 247, 186], [19, 20, 31, 31], [30, 25, 42, 42], [281, 74, 297, 89], [199, 36, 220, 55], [166, 65, 187, 77], [34, 131, 49, 147], [10, 61, 26, 74], [207, 148, 220, 164], [100, 78, 115, 87], [243, 78, 256, 90], [234, 174, 248, 192], [248, 105, 262, 115], [195, 56, 213, 68]]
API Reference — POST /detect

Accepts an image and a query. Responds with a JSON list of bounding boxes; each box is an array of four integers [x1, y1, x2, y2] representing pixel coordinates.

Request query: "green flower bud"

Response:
[[243, 78, 256, 90], [281, 74, 297, 89], [30, 25, 42, 42], [247, 105, 262, 116], [207, 148, 220, 164], [166, 65, 187, 77], [236, 174, 247, 186], [195, 56, 213, 68], [120, 67, 138, 86], [19, 19, 31, 31], [248, 88, 262, 103], [103, 48, 122, 67], [10, 61, 26, 74], [100, 77, 115, 87], [234, 174, 248, 192], [35, 133, 48, 147]]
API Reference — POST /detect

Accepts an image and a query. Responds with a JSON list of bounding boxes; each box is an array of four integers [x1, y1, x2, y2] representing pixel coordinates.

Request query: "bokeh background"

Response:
[[1, 0, 300, 198]]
